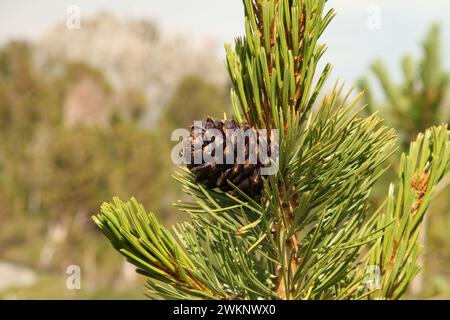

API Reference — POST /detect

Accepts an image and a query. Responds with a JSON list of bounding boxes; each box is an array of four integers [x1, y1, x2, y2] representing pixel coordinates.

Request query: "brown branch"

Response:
[[274, 187, 300, 299]]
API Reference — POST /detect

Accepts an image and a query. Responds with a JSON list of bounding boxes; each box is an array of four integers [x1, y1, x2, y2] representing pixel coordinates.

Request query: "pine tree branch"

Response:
[[93, 197, 224, 299], [285, 91, 396, 299], [93, 0, 450, 301], [364, 125, 450, 299]]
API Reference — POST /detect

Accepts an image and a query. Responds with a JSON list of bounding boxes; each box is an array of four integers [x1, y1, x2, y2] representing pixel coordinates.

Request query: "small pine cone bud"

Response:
[[185, 117, 273, 197]]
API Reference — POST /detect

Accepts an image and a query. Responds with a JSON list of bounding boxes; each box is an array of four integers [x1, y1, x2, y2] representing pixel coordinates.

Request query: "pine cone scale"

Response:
[[185, 117, 270, 197]]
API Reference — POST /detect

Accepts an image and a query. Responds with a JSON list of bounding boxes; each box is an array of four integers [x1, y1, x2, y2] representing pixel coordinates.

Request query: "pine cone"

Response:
[[185, 117, 273, 197]]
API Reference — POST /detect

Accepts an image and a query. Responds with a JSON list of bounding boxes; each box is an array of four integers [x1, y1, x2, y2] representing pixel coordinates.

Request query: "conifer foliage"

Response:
[[93, 0, 450, 299], [359, 24, 450, 149]]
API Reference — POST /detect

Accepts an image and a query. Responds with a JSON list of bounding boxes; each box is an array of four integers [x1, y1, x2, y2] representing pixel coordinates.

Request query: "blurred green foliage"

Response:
[[0, 40, 229, 298], [359, 24, 450, 149], [162, 74, 230, 130], [359, 24, 450, 299]]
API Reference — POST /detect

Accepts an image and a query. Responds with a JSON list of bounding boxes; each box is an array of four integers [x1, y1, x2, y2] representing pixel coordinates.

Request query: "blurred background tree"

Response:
[[359, 24, 450, 149], [161, 74, 230, 130], [359, 24, 450, 299], [0, 15, 230, 298]]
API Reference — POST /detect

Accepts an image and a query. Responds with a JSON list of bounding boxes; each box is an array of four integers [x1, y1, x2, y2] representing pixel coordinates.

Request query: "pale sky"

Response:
[[0, 0, 449, 84]]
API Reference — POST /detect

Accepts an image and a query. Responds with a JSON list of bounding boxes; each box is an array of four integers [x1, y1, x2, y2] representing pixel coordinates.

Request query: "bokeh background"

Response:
[[0, 0, 449, 299]]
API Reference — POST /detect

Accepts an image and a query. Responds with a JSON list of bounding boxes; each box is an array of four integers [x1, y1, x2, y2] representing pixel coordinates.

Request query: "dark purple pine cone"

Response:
[[185, 117, 274, 197]]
